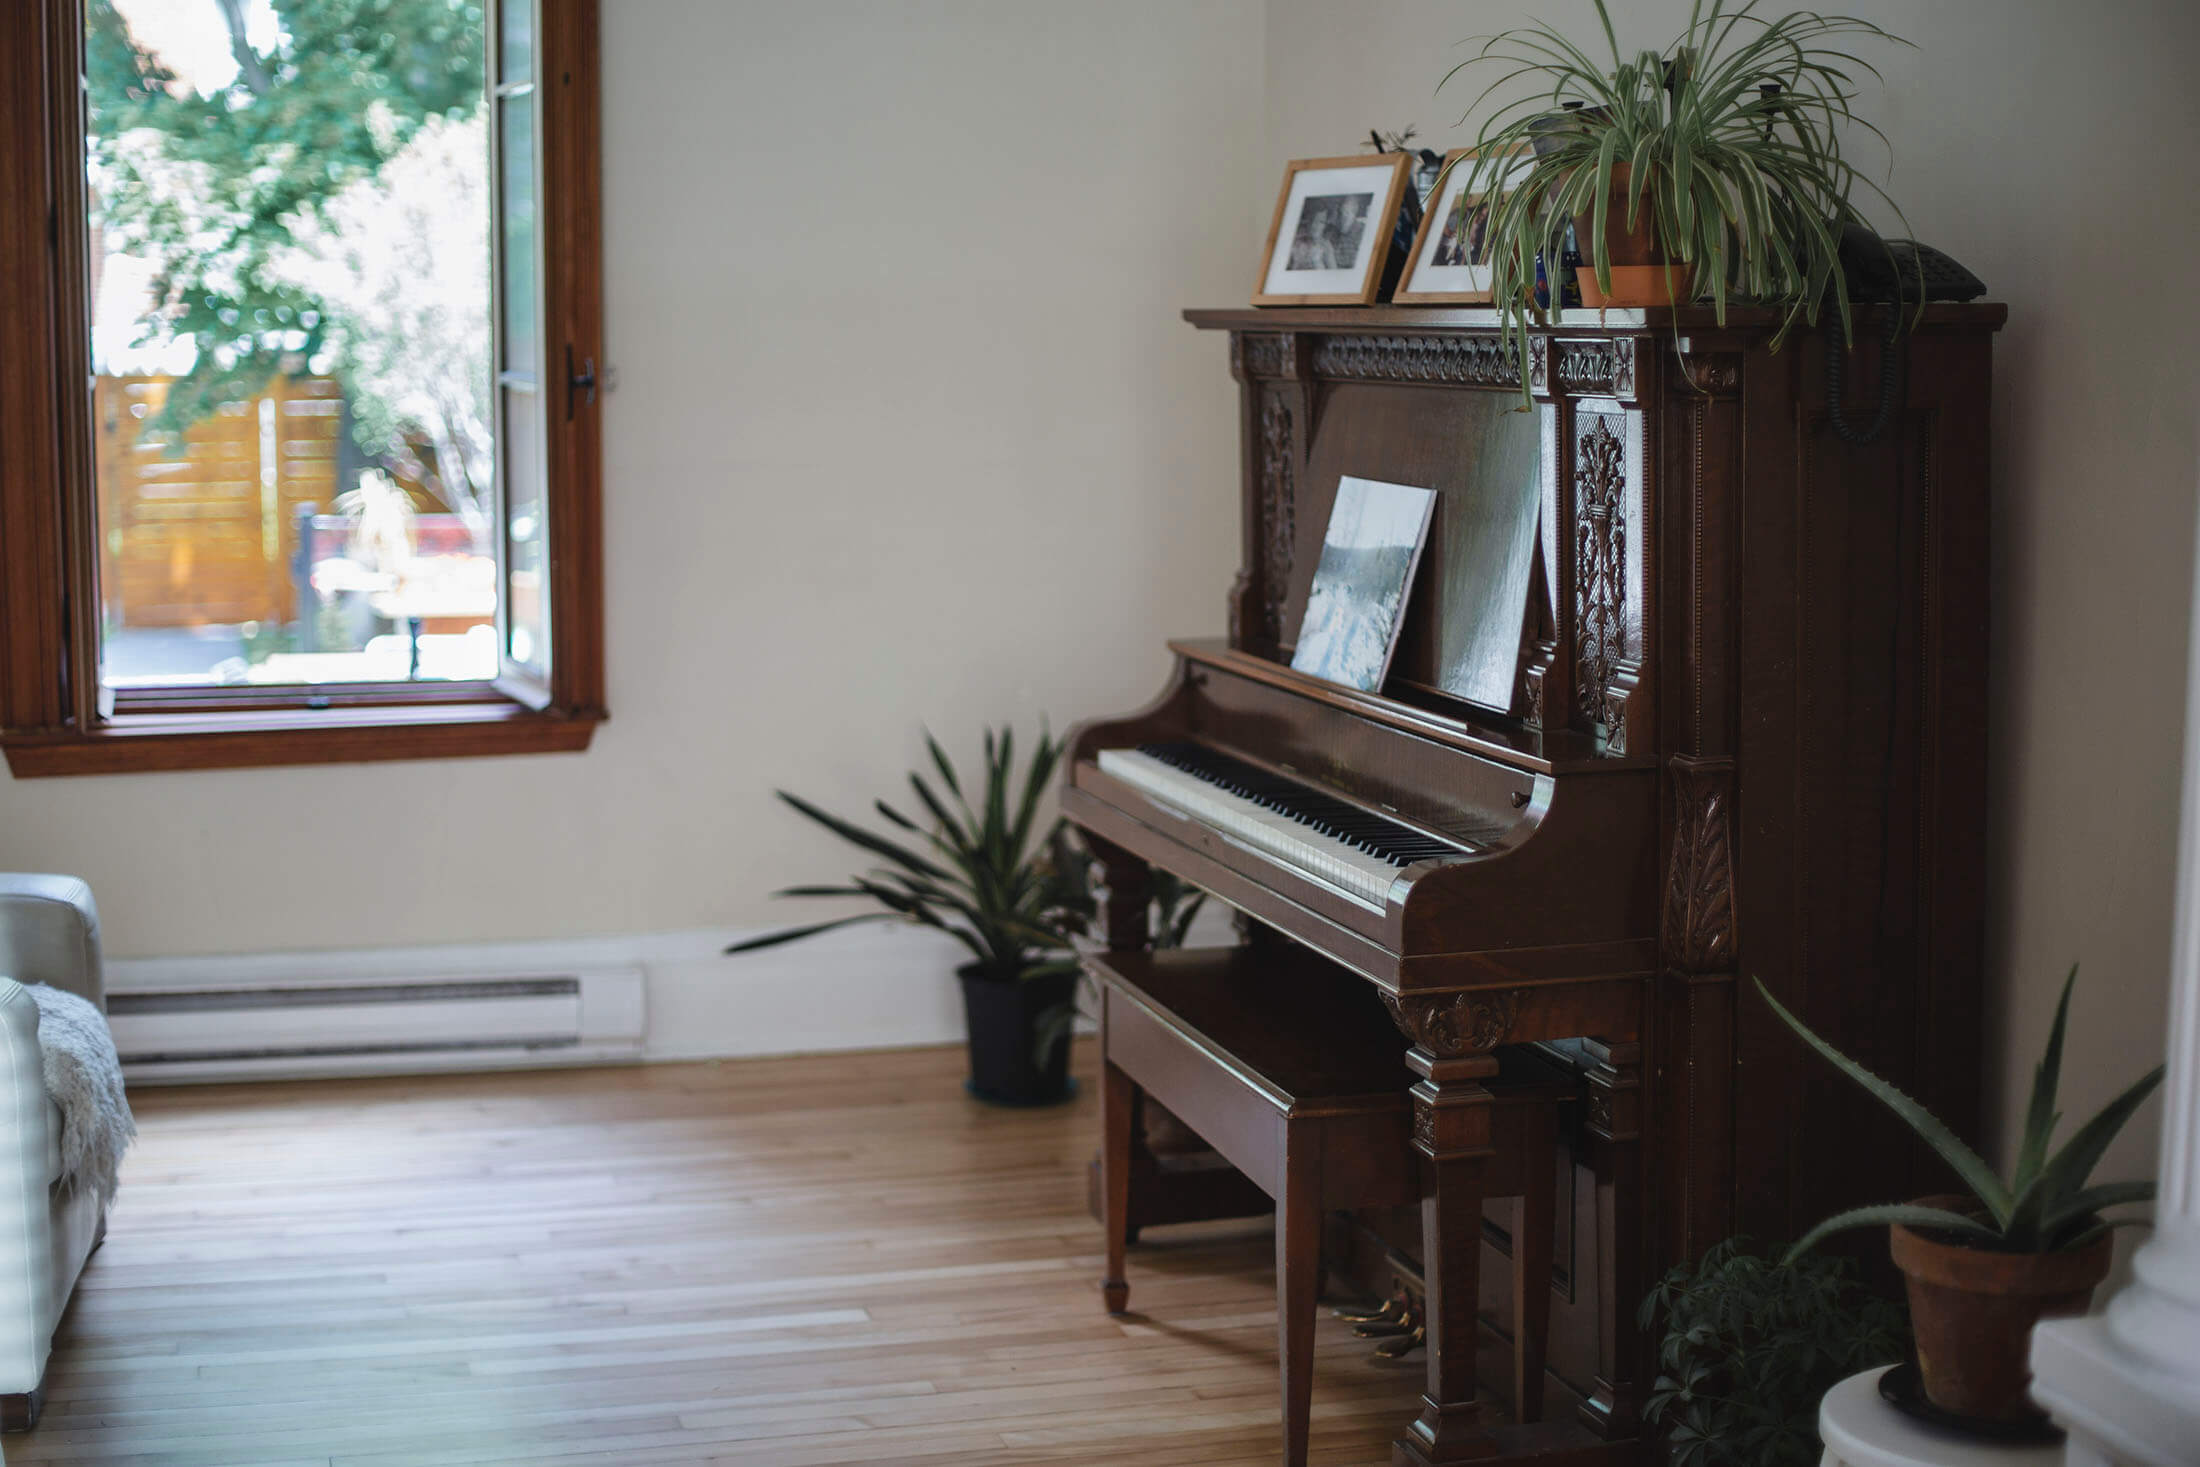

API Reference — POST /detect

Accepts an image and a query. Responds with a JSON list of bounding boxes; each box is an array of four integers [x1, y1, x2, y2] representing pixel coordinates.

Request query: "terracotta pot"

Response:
[[1568, 163, 1695, 307], [1889, 1195, 2113, 1423], [1578, 161, 1662, 267], [1576, 264, 1695, 309]]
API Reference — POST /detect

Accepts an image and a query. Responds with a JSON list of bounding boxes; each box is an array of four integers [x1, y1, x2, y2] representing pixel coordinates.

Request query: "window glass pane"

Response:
[[502, 385, 548, 675], [499, 93, 538, 377], [84, 0, 495, 687], [500, 0, 533, 86]]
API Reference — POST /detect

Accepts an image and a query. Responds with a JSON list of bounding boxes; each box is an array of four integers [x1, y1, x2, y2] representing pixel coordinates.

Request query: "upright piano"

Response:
[[1064, 303, 2002, 1464]]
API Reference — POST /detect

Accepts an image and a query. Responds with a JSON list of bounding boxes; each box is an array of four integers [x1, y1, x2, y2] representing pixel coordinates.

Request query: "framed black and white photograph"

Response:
[[1289, 476, 1439, 693], [1394, 146, 1535, 305], [1253, 154, 1414, 307]]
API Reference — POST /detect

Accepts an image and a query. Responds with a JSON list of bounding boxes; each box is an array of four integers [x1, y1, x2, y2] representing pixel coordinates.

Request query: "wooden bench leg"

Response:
[[1102, 1059, 1134, 1315], [1512, 1098, 1558, 1424], [1276, 1134, 1321, 1467]]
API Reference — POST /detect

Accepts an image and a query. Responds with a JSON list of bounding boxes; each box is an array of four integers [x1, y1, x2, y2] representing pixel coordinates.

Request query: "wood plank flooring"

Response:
[[11, 1041, 1425, 1466]]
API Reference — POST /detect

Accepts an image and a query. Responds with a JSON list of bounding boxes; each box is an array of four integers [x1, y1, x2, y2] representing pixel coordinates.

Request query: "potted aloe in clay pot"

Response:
[[1758, 970, 2159, 1427]]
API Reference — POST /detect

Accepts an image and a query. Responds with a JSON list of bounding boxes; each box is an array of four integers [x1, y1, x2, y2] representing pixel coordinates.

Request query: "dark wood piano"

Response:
[[1064, 302, 2003, 1464]]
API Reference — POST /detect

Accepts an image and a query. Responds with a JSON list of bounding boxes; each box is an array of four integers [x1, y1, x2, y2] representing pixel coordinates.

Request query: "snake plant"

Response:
[[1439, 0, 1914, 400], [1758, 970, 2160, 1260], [725, 725, 1086, 982]]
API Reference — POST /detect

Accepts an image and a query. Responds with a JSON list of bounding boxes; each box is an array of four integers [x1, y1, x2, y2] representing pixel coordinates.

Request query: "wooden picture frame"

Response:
[[1394, 146, 1534, 306], [1252, 154, 1414, 307]]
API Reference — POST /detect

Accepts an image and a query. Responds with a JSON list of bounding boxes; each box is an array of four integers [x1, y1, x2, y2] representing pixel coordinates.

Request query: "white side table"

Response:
[[1820, 1368, 2065, 1467]]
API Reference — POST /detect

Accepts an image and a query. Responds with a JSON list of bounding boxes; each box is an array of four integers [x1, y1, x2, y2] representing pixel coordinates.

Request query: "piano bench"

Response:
[[1089, 945, 1570, 1463]]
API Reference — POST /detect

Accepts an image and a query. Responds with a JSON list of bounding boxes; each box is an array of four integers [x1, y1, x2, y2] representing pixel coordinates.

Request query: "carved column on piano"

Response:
[[1658, 754, 1740, 1264], [1227, 331, 1308, 657], [1383, 988, 1519, 1465], [1571, 405, 1651, 757], [1655, 359, 1744, 1265], [1522, 344, 1569, 730], [1580, 1036, 1646, 1439]]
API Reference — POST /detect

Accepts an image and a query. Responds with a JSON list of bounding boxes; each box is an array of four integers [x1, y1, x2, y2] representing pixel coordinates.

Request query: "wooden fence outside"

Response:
[[95, 374, 345, 628]]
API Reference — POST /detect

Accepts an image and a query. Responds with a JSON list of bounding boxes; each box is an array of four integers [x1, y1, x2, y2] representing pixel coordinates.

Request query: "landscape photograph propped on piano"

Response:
[[1278, 386, 1544, 719], [1289, 475, 1436, 694]]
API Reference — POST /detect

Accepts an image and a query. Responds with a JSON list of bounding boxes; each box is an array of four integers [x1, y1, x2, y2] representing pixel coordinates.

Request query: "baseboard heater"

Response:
[[106, 968, 646, 1084]]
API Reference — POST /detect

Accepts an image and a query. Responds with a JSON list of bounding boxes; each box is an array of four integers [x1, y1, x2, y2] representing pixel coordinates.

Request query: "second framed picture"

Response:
[[1394, 146, 1535, 305], [1252, 154, 1415, 307]]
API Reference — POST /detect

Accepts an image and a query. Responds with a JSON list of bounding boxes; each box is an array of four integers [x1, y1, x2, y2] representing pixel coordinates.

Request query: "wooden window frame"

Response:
[[0, 0, 605, 778]]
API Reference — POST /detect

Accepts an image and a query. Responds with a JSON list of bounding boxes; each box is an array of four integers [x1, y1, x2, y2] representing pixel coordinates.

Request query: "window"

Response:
[[0, 0, 602, 776]]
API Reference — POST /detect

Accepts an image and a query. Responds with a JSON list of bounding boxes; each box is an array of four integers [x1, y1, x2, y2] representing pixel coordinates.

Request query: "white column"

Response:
[[2029, 480, 2200, 1466]]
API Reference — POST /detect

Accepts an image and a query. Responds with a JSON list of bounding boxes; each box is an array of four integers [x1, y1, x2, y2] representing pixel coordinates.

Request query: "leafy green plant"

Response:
[[88, 0, 486, 435], [1758, 969, 2161, 1259], [1040, 824, 1209, 950], [1641, 1238, 1905, 1467], [1440, 0, 1914, 399], [725, 726, 1085, 982], [1030, 827, 1210, 1062]]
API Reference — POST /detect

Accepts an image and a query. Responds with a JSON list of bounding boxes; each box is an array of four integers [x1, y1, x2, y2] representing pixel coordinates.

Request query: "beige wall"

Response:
[[1265, 0, 2200, 1188], [0, 0, 1262, 950], [5, 0, 2196, 1208]]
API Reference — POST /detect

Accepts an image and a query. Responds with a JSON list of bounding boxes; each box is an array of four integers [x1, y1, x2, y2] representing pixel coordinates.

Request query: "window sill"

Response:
[[2, 699, 605, 777]]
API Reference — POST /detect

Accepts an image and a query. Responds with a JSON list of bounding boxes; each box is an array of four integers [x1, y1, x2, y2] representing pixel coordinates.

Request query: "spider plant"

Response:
[[1757, 970, 2160, 1260], [725, 725, 1085, 983], [1440, 0, 1914, 401]]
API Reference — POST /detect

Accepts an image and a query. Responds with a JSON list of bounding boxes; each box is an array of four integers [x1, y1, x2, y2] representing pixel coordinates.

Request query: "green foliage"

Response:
[[725, 726, 1088, 983], [1757, 970, 2161, 1258], [1038, 825, 1208, 951], [87, 0, 486, 433], [1439, 0, 1913, 400], [1641, 1239, 1906, 1467], [1028, 826, 1211, 1063]]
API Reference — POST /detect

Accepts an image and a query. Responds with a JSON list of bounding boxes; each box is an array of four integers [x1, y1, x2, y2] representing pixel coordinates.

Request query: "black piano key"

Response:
[[1135, 741, 1464, 868]]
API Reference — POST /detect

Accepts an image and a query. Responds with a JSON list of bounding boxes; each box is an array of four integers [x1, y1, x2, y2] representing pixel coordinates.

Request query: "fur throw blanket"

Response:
[[28, 984, 135, 1206]]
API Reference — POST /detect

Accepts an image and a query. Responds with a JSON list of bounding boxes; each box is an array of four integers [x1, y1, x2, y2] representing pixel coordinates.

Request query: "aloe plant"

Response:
[[1439, 0, 1915, 400], [1758, 970, 2160, 1260], [724, 725, 1085, 982]]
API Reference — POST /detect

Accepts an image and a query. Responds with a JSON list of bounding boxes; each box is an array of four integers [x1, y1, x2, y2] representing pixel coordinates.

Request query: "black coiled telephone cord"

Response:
[[1825, 306, 1906, 446]]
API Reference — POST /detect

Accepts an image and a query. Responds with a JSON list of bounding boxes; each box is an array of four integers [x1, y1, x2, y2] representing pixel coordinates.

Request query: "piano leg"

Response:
[[1579, 1038, 1645, 1439], [1089, 835, 1153, 955], [1396, 1048, 1500, 1466]]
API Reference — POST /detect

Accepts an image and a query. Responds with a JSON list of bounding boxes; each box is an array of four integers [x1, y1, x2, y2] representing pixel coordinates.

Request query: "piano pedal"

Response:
[[1371, 1321, 1427, 1360], [1332, 1290, 1407, 1326], [1352, 1289, 1424, 1340]]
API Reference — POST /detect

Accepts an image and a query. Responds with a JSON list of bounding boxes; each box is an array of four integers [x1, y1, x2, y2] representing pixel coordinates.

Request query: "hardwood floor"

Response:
[[12, 1041, 1426, 1466]]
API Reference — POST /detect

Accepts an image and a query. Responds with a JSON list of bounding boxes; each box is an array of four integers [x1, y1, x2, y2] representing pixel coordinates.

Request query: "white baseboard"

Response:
[[107, 921, 971, 1068], [105, 901, 1242, 1079]]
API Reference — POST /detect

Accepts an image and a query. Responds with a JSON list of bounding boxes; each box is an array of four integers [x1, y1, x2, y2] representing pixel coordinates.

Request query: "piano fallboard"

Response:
[[1066, 642, 1659, 998]]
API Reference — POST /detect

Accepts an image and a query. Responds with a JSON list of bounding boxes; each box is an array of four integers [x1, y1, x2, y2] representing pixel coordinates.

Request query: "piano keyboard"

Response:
[[1095, 741, 1465, 908]]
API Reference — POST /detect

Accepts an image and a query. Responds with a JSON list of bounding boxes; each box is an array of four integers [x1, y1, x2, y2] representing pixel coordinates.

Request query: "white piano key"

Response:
[[1096, 747, 1414, 909]]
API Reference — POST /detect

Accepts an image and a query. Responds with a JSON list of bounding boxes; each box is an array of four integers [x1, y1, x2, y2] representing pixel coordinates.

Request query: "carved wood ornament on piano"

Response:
[[1064, 301, 2002, 1464]]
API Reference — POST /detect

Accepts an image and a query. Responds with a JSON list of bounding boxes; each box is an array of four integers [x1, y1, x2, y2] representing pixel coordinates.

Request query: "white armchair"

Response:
[[0, 875, 109, 1431]]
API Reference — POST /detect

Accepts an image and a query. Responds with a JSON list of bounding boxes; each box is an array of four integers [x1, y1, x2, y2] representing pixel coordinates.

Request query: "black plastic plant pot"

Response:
[[958, 963, 1077, 1107]]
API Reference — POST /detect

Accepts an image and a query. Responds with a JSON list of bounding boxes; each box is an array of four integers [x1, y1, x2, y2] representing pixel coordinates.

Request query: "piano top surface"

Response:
[[1184, 301, 2010, 336]]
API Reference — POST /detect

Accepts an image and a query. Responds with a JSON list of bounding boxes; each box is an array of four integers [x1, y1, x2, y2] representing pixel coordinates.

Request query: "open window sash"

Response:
[[491, 0, 552, 711]]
